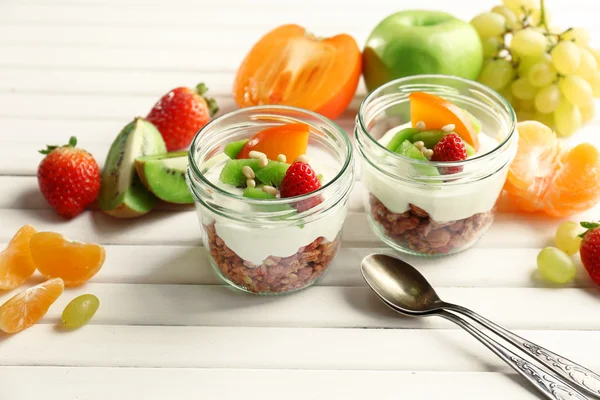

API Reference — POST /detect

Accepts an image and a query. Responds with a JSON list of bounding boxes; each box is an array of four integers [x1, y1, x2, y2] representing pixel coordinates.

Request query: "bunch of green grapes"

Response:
[[471, 0, 600, 137]]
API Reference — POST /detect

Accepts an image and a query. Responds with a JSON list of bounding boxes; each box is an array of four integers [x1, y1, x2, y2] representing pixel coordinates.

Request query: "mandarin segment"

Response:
[[0, 225, 37, 291], [30, 232, 105, 287], [543, 143, 600, 217], [0, 277, 64, 334]]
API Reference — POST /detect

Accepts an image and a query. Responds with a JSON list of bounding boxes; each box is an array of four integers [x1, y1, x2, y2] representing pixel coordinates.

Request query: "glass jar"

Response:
[[355, 75, 518, 257], [186, 105, 355, 295]]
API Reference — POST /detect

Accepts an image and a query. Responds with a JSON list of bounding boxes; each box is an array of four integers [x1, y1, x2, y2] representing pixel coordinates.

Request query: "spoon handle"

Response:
[[438, 310, 589, 400], [448, 304, 600, 399]]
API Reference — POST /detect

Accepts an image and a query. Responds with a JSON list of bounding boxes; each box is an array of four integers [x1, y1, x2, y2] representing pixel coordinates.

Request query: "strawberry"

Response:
[[280, 162, 322, 212], [37, 137, 101, 219], [431, 133, 468, 174], [146, 83, 219, 151], [579, 221, 600, 286]]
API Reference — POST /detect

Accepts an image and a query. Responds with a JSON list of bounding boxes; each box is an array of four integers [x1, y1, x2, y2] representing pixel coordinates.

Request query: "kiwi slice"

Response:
[[219, 159, 261, 186], [255, 161, 289, 187], [98, 117, 166, 218], [242, 187, 276, 199], [224, 139, 248, 159], [386, 127, 420, 151], [134, 151, 193, 204], [395, 140, 439, 176], [410, 130, 446, 149]]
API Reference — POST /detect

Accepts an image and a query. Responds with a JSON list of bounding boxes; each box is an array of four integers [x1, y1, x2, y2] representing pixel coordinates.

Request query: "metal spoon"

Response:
[[361, 253, 600, 400]]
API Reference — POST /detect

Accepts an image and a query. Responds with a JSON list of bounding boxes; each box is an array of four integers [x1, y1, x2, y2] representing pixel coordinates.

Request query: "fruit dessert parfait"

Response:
[[355, 75, 518, 256], [186, 106, 354, 295]]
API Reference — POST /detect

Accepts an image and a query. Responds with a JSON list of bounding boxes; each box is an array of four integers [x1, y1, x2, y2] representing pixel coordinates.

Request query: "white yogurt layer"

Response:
[[362, 125, 507, 222], [197, 147, 347, 265]]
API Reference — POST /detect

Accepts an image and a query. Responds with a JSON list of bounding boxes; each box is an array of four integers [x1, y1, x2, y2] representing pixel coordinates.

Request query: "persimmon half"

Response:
[[233, 24, 362, 120]]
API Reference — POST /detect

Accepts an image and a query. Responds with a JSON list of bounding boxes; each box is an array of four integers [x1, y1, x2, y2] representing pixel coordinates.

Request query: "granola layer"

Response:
[[204, 223, 341, 294], [369, 194, 493, 255]]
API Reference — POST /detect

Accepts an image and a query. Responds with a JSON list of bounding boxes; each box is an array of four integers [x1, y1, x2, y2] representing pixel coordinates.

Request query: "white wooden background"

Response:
[[1, 0, 600, 399]]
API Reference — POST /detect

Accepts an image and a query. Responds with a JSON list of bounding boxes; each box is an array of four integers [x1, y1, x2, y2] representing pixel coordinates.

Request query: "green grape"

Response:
[[531, 8, 552, 26], [580, 104, 595, 123], [576, 48, 599, 80], [470, 12, 506, 38], [553, 99, 582, 137], [499, 87, 515, 105], [518, 54, 550, 76], [555, 221, 585, 255], [61, 294, 100, 329], [587, 47, 600, 67], [586, 71, 600, 98], [528, 63, 557, 87], [537, 247, 576, 284], [479, 59, 516, 91], [483, 37, 504, 58], [558, 75, 593, 107], [551, 41, 581, 75], [562, 28, 591, 46], [511, 77, 537, 100], [503, 0, 537, 13], [517, 98, 535, 111], [534, 111, 556, 129], [534, 84, 561, 113], [511, 29, 548, 58], [491, 6, 519, 29]]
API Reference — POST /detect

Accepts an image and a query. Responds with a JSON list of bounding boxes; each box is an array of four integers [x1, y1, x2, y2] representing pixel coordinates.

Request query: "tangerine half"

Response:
[[0, 277, 64, 334], [0, 225, 37, 291], [30, 232, 105, 287]]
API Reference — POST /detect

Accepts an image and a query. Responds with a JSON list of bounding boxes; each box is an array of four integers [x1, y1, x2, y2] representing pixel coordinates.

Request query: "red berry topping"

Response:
[[146, 83, 219, 151], [580, 222, 600, 287], [431, 133, 468, 174], [280, 162, 322, 212], [37, 137, 101, 219]]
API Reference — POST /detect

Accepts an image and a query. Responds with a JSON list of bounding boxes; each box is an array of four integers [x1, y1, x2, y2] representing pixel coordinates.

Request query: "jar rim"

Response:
[[356, 74, 518, 167], [187, 105, 354, 212]]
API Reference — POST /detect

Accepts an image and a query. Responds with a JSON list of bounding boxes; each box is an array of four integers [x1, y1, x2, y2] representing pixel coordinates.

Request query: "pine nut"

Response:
[[295, 154, 310, 163], [262, 185, 277, 196], [242, 166, 255, 179], [442, 124, 456, 132], [249, 150, 267, 159], [259, 157, 268, 168], [416, 121, 426, 131], [246, 179, 256, 188], [413, 141, 425, 149], [423, 149, 434, 159], [277, 154, 287, 163]]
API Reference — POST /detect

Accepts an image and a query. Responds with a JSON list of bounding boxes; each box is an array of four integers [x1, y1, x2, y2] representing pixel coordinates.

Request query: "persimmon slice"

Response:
[[237, 123, 310, 162], [30, 232, 105, 287], [233, 24, 362, 120], [409, 92, 480, 150]]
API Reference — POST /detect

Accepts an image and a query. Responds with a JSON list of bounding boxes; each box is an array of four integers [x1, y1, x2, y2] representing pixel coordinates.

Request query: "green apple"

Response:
[[362, 10, 484, 92]]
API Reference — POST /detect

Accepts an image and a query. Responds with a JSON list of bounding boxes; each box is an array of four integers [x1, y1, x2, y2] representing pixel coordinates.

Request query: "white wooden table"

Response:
[[1, 0, 599, 398]]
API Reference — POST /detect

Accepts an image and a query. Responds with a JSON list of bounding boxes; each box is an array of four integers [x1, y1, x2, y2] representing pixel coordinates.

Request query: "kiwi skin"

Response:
[[134, 151, 193, 204], [98, 117, 166, 218]]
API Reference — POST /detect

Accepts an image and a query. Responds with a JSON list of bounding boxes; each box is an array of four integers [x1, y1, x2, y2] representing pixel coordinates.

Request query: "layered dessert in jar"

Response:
[[186, 106, 354, 294], [355, 75, 518, 256]]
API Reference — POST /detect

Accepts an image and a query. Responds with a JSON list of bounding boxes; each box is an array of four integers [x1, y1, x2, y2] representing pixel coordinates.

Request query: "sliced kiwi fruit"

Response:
[[219, 159, 261, 186], [224, 139, 248, 159], [134, 151, 193, 204], [395, 140, 438, 176], [410, 130, 446, 149], [386, 127, 420, 151], [254, 161, 289, 187], [242, 187, 276, 199], [98, 117, 166, 218]]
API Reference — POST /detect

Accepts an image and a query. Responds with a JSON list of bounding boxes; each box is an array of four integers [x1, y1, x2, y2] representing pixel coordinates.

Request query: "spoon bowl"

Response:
[[360, 253, 445, 314]]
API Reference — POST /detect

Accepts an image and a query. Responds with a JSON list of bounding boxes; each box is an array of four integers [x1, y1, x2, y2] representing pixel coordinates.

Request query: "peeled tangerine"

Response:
[[503, 121, 600, 217], [29, 232, 106, 287], [0, 278, 64, 334], [0, 225, 37, 290]]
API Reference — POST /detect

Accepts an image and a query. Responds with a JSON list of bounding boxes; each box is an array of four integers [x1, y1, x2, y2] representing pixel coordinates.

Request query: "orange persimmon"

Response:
[[237, 123, 310, 162], [409, 92, 480, 151], [233, 24, 362, 120]]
